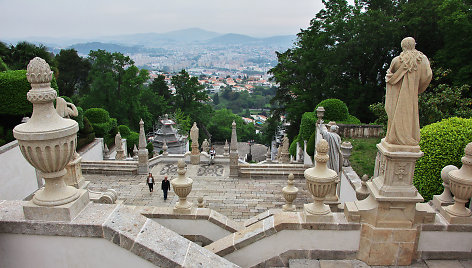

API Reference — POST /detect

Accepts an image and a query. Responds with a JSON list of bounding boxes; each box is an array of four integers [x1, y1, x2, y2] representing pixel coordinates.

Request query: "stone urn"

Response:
[[341, 141, 353, 167], [304, 139, 337, 215], [282, 173, 298, 211], [437, 165, 458, 204], [162, 140, 168, 156], [13, 57, 80, 206], [445, 143, 472, 217], [171, 159, 193, 211]]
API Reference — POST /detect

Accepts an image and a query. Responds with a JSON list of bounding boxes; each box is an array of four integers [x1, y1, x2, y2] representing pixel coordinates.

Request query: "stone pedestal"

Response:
[[344, 139, 426, 266], [229, 153, 239, 177], [190, 153, 201, 165], [63, 155, 86, 189], [279, 152, 290, 164], [23, 189, 89, 222]]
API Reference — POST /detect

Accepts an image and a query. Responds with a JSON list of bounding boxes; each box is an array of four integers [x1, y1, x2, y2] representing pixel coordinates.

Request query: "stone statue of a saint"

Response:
[[282, 135, 289, 154], [56, 97, 78, 119], [190, 122, 199, 144], [201, 139, 209, 153], [384, 37, 432, 147], [318, 123, 343, 175], [115, 132, 123, 151]]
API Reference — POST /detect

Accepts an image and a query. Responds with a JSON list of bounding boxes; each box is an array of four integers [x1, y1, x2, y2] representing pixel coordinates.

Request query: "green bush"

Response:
[[71, 106, 84, 130], [126, 131, 139, 153], [118, 125, 131, 137], [299, 112, 317, 142], [147, 142, 154, 158], [84, 108, 110, 124], [0, 70, 58, 116], [414, 117, 472, 201], [77, 117, 95, 150], [306, 130, 316, 157], [315, 98, 349, 122], [338, 114, 361, 125], [289, 134, 298, 157]]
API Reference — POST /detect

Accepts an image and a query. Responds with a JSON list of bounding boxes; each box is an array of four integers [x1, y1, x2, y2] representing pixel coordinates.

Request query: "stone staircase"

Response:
[[82, 160, 138, 175], [238, 163, 307, 179]]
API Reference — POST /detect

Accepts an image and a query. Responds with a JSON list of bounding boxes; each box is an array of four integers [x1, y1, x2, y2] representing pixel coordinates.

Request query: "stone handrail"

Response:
[[337, 124, 384, 138]]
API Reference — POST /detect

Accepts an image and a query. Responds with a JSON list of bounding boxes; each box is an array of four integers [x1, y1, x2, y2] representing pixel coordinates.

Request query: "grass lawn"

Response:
[[342, 137, 381, 178]]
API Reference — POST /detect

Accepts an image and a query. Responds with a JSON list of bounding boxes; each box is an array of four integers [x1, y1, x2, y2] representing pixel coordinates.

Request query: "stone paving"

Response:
[[85, 162, 312, 223], [288, 259, 472, 268]]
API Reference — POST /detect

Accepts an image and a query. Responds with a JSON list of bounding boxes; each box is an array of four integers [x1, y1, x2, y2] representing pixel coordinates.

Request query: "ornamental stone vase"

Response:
[[282, 173, 298, 211], [304, 139, 337, 218], [171, 159, 193, 212], [13, 57, 80, 207], [445, 143, 472, 217]]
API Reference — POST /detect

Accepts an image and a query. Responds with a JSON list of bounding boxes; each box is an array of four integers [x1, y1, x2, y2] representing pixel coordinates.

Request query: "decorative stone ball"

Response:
[[177, 159, 186, 169], [26, 57, 53, 84], [316, 139, 329, 154], [441, 165, 458, 183]]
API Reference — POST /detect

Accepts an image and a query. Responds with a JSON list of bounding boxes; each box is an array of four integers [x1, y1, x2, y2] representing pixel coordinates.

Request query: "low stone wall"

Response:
[[0, 140, 40, 200], [0, 201, 238, 267], [337, 124, 384, 138], [238, 163, 306, 179], [82, 160, 138, 175]]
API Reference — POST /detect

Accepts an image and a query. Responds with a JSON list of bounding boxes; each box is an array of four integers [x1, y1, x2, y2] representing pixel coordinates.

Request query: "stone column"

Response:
[[190, 122, 200, 164], [223, 140, 229, 157], [137, 119, 149, 174], [115, 132, 125, 160], [13, 57, 89, 222], [282, 173, 298, 211], [341, 141, 352, 167], [229, 121, 239, 177], [171, 160, 194, 213], [303, 139, 336, 222]]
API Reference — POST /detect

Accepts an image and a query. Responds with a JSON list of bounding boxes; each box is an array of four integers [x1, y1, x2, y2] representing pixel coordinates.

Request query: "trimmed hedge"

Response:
[[147, 142, 154, 158], [0, 70, 59, 116], [77, 117, 95, 150], [84, 108, 110, 124], [338, 114, 361, 125], [289, 134, 299, 157], [315, 98, 349, 122], [118, 125, 131, 137], [414, 117, 472, 201], [299, 112, 317, 142], [306, 130, 316, 157], [126, 131, 139, 154]]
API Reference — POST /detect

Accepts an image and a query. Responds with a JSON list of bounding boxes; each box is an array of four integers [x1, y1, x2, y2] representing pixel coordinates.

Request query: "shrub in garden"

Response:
[[414, 117, 472, 201], [289, 134, 298, 157], [299, 112, 317, 142], [315, 98, 349, 122]]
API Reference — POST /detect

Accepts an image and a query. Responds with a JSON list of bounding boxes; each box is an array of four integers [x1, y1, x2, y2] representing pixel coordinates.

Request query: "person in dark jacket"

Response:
[[146, 173, 155, 192], [161, 176, 171, 200]]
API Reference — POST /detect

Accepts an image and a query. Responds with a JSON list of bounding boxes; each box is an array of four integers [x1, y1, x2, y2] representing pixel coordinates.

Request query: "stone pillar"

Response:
[[229, 121, 239, 177], [344, 139, 425, 266], [171, 160, 194, 213], [282, 173, 298, 211], [190, 122, 200, 164], [13, 57, 89, 222], [223, 140, 229, 157], [440, 143, 472, 224], [137, 119, 149, 174], [133, 145, 138, 160], [115, 132, 125, 160], [303, 139, 336, 222], [265, 147, 272, 163], [303, 140, 313, 166]]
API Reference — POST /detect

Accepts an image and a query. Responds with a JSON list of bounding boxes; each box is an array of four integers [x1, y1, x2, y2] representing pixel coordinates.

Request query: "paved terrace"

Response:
[[85, 162, 312, 223]]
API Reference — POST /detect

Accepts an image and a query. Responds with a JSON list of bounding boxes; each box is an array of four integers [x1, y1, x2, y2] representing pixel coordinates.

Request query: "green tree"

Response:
[[55, 49, 91, 97], [149, 75, 172, 100], [171, 69, 211, 126], [5, 41, 56, 71]]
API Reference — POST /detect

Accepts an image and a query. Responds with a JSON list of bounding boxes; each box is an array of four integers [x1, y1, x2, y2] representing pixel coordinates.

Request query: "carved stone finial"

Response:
[[356, 174, 370, 200], [172, 159, 193, 213], [26, 57, 53, 85], [445, 142, 472, 218], [197, 196, 204, 208], [282, 173, 298, 211]]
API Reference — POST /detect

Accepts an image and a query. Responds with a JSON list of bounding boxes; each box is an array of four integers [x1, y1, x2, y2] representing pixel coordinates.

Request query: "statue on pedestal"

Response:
[[201, 139, 210, 153], [318, 123, 342, 175], [384, 37, 432, 148]]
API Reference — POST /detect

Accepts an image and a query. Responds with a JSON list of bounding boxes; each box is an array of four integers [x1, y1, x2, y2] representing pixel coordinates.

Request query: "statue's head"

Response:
[[401, 37, 416, 51], [330, 125, 339, 133]]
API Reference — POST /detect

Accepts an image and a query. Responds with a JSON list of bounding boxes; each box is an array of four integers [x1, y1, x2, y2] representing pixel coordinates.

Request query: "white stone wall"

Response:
[[80, 138, 104, 161], [225, 229, 360, 267], [153, 218, 232, 242], [418, 231, 472, 253], [0, 233, 156, 268], [0, 141, 39, 200]]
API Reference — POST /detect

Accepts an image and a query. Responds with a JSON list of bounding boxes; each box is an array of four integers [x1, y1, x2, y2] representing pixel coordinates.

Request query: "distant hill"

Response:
[[207, 33, 258, 44], [69, 42, 168, 56]]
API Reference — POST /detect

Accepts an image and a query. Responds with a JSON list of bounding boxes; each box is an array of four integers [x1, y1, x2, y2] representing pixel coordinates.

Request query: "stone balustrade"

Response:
[[337, 124, 384, 138]]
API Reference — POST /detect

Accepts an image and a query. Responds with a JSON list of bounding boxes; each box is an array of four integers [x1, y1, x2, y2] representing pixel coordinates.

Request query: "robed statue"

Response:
[[384, 37, 432, 147]]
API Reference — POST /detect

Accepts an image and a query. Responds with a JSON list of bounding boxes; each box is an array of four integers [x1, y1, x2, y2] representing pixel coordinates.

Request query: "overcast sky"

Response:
[[0, 0, 325, 39]]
